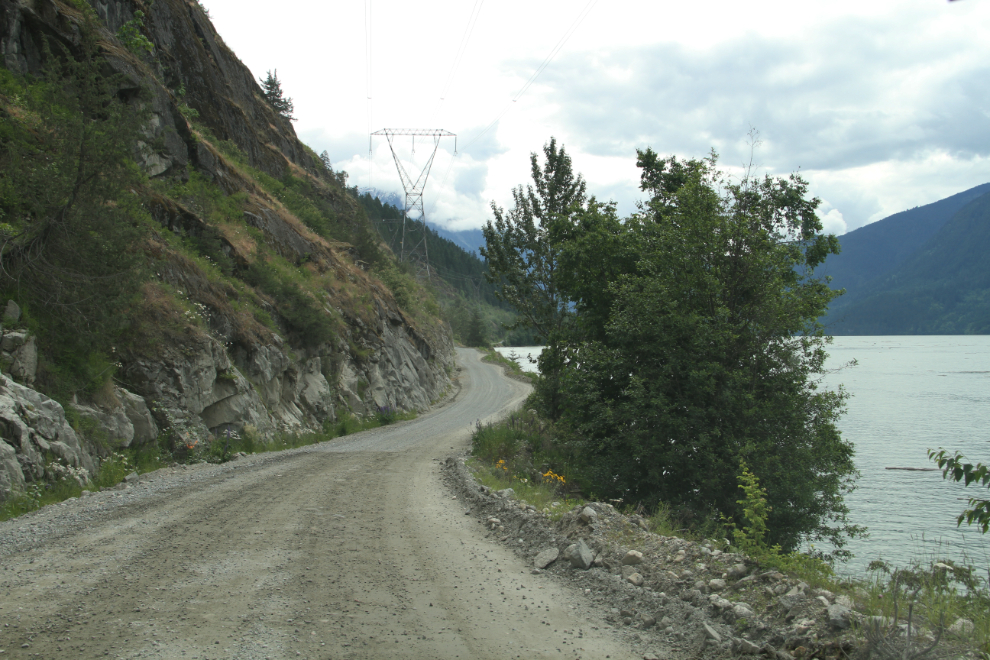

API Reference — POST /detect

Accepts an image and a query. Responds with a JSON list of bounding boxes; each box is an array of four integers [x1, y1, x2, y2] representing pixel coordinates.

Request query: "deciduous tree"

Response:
[[558, 150, 858, 554], [481, 138, 586, 420]]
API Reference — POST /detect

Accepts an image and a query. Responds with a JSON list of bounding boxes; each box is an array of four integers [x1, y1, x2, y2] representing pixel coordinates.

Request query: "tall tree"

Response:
[[558, 150, 858, 555], [481, 138, 586, 419], [259, 70, 294, 120]]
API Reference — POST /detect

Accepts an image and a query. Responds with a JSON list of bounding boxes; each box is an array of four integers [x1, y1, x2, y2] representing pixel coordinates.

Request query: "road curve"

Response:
[[0, 348, 636, 659]]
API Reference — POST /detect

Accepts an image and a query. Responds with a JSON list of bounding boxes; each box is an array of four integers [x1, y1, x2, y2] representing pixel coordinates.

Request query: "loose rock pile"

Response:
[[441, 455, 980, 660]]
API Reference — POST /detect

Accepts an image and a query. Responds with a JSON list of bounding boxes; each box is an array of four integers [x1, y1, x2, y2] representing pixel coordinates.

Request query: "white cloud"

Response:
[[203, 0, 990, 232]]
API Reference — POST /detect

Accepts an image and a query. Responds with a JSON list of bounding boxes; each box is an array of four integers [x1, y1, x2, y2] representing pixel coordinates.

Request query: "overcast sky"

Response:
[[202, 0, 989, 235]]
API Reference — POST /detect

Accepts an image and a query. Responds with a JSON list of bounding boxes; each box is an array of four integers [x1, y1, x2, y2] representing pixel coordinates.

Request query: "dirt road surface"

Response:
[[0, 349, 638, 659]]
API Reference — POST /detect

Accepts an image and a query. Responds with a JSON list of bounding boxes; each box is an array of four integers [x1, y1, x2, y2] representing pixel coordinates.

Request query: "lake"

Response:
[[496, 338, 990, 574]]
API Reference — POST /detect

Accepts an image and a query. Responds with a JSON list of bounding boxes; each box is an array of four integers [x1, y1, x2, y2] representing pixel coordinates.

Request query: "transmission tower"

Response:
[[371, 128, 456, 280]]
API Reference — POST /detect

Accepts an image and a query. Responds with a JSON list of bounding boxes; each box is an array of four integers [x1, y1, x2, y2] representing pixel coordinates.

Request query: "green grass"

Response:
[[468, 457, 584, 520]]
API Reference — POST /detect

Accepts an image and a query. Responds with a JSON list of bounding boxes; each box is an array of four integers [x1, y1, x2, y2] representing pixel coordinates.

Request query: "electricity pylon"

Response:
[[371, 128, 456, 280]]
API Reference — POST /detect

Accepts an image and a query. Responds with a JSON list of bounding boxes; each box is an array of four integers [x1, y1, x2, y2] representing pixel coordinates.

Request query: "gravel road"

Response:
[[0, 348, 638, 659]]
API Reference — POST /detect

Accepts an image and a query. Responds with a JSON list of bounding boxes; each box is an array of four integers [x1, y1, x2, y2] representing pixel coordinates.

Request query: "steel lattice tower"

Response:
[[371, 128, 456, 280]]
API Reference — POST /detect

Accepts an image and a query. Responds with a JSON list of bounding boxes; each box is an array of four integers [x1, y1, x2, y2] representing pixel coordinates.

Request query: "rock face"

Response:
[[0, 374, 95, 500], [0, 0, 456, 499]]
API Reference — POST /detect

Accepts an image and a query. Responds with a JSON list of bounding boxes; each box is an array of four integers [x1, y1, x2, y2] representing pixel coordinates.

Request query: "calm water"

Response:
[[497, 339, 990, 573]]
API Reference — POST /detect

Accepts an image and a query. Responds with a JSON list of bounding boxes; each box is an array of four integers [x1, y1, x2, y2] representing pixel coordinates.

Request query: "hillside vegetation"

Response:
[[0, 0, 455, 458]]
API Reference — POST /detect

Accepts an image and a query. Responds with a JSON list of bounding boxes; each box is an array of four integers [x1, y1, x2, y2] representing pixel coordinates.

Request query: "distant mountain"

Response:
[[823, 185, 990, 334], [822, 183, 990, 295], [361, 188, 487, 255], [428, 226, 486, 256]]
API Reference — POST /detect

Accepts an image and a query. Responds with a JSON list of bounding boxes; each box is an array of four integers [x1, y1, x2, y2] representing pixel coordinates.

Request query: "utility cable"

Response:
[[426, 0, 598, 219], [430, 0, 484, 126], [459, 0, 598, 153], [365, 0, 374, 191]]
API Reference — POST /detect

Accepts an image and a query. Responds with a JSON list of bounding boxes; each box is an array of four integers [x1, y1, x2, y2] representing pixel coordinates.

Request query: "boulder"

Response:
[[708, 578, 727, 592], [3, 300, 21, 324], [579, 506, 598, 524], [626, 572, 644, 587], [119, 389, 159, 445], [703, 622, 722, 643], [563, 539, 594, 569], [9, 335, 37, 384], [949, 618, 974, 635], [621, 550, 644, 565], [0, 439, 25, 499], [534, 548, 559, 569], [827, 604, 852, 630], [728, 563, 749, 579], [72, 402, 135, 449]]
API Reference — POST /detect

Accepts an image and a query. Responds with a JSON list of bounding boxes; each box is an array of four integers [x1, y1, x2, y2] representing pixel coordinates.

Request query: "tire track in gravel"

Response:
[[0, 348, 638, 659]]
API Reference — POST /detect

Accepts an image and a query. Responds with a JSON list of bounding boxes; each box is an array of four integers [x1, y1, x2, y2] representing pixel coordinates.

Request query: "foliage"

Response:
[[0, 30, 149, 401], [465, 307, 487, 347], [259, 69, 294, 120], [242, 259, 334, 348], [481, 138, 587, 420], [723, 461, 772, 555], [117, 9, 154, 55], [722, 461, 833, 581], [929, 448, 990, 533], [553, 148, 858, 554]]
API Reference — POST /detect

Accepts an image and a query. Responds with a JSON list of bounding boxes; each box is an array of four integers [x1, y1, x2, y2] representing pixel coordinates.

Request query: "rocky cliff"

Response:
[[0, 0, 454, 500]]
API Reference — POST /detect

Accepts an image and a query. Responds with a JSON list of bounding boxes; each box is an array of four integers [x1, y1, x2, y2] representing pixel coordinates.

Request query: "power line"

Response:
[[460, 0, 599, 153], [426, 0, 599, 219], [430, 0, 485, 126], [365, 0, 374, 190]]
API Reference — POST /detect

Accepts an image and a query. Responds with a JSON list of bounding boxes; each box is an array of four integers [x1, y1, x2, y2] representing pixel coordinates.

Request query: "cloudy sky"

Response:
[[202, 0, 989, 235]]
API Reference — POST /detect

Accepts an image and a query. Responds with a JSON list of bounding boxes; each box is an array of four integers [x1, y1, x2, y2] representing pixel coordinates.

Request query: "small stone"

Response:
[[728, 563, 749, 579], [620, 608, 636, 617], [622, 550, 644, 565], [579, 506, 598, 524], [948, 618, 974, 635], [708, 578, 727, 592], [534, 547, 559, 569], [827, 603, 852, 630], [672, 550, 686, 563], [124, 472, 140, 484], [835, 594, 854, 608], [487, 517, 501, 525], [732, 603, 756, 620], [734, 638, 761, 654], [703, 622, 722, 643], [3, 300, 20, 323], [627, 572, 644, 587], [593, 554, 604, 567], [496, 488, 515, 498], [643, 654, 660, 660], [563, 539, 594, 569], [640, 614, 657, 628]]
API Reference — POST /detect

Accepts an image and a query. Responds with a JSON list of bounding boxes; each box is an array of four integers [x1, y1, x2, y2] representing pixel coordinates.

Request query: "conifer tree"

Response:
[[259, 69, 294, 120]]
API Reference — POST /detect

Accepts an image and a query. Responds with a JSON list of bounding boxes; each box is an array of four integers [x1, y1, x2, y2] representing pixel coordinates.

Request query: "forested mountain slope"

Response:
[[822, 183, 990, 295], [824, 190, 990, 334]]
